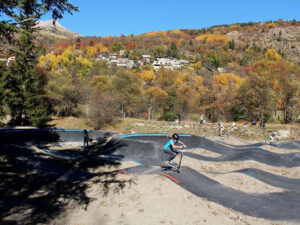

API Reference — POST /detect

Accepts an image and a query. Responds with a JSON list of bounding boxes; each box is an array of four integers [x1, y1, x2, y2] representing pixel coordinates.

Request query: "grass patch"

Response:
[[49, 117, 300, 141]]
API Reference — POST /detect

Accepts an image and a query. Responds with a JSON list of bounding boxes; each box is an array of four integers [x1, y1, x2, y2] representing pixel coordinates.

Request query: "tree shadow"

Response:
[[0, 132, 135, 224]]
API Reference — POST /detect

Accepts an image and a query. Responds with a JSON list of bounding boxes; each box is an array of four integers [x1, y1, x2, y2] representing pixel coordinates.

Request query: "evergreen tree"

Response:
[[229, 39, 235, 50], [1, 61, 25, 125], [167, 42, 179, 58], [0, 62, 6, 119], [3, 3, 51, 126], [0, 0, 77, 127]]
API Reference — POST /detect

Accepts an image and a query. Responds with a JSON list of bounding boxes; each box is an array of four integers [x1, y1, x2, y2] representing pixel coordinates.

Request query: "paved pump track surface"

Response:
[[1, 129, 300, 222]]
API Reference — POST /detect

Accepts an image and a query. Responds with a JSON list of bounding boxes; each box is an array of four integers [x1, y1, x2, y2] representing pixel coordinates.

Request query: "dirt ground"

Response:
[[42, 136, 299, 225]]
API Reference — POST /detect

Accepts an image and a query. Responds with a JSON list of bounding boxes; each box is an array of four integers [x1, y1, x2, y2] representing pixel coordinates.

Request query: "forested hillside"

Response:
[[1, 19, 300, 128]]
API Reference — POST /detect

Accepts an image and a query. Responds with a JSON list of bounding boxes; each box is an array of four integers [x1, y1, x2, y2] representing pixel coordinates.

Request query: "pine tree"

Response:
[[229, 39, 235, 50], [2, 3, 51, 127], [1, 62, 25, 125], [0, 62, 6, 119], [1, 0, 77, 127]]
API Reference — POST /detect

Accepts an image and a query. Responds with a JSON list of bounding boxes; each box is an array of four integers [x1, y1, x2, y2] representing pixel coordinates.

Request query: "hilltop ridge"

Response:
[[36, 20, 82, 39]]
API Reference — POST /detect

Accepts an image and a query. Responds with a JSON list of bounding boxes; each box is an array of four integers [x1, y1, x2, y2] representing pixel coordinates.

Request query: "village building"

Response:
[[217, 67, 226, 73], [153, 57, 188, 71], [141, 55, 151, 64]]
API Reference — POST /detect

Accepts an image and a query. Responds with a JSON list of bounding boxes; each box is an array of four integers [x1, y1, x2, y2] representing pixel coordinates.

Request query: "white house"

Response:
[[153, 57, 185, 71], [116, 58, 134, 69], [141, 55, 151, 64], [217, 67, 226, 73]]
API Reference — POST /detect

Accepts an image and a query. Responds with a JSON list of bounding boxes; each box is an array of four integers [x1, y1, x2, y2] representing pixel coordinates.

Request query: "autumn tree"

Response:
[[111, 41, 123, 53], [252, 59, 299, 122], [232, 72, 275, 121], [45, 68, 82, 116], [175, 83, 196, 120], [265, 49, 281, 61], [89, 75, 119, 128], [144, 86, 168, 120], [110, 69, 142, 117], [140, 70, 155, 86]]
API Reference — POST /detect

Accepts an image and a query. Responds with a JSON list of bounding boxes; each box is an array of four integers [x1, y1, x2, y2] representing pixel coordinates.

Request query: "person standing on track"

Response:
[[200, 115, 204, 124], [162, 133, 186, 167], [83, 129, 89, 151]]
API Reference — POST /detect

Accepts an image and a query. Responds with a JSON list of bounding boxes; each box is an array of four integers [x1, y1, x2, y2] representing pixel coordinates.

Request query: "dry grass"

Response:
[[49, 117, 300, 141], [48, 116, 93, 129]]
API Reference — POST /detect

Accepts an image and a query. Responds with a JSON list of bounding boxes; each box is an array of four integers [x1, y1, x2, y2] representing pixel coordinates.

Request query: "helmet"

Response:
[[172, 133, 179, 141]]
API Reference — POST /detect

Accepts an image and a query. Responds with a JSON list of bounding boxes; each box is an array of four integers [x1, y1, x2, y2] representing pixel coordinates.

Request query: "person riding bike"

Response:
[[269, 132, 278, 144], [218, 122, 225, 136], [162, 133, 186, 167]]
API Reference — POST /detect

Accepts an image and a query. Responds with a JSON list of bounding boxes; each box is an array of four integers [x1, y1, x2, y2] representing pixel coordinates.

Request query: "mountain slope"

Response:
[[36, 20, 82, 39]]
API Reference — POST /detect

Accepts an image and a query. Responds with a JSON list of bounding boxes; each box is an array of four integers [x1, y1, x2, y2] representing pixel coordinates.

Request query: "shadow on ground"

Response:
[[0, 132, 134, 225]]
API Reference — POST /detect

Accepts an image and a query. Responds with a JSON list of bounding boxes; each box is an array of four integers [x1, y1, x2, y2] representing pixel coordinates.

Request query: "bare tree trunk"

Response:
[[148, 107, 151, 120]]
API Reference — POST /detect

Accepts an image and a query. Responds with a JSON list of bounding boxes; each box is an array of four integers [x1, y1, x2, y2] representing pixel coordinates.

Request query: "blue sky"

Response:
[[42, 0, 300, 37]]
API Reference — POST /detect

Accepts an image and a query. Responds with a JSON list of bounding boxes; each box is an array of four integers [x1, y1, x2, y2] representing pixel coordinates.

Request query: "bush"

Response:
[[160, 111, 178, 121]]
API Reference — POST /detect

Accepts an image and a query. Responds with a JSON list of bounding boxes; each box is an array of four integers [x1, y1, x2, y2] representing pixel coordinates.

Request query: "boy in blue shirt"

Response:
[[162, 133, 186, 167]]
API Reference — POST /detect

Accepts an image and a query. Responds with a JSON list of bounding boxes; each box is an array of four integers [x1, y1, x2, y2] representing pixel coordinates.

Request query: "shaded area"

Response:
[[0, 129, 134, 224]]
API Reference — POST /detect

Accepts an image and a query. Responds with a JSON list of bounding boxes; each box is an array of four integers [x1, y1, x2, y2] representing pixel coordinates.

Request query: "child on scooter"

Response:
[[162, 133, 186, 167]]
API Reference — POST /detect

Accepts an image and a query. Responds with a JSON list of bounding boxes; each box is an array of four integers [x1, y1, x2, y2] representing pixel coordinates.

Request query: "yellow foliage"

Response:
[[229, 24, 240, 30], [86, 43, 108, 58], [90, 75, 109, 92], [214, 73, 243, 89], [140, 70, 155, 82], [75, 55, 93, 77], [52, 47, 75, 68], [100, 46, 108, 53], [145, 86, 168, 103], [174, 71, 185, 85], [38, 53, 59, 70], [195, 34, 230, 43], [143, 31, 167, 37], [76, 55, 92, 68], [179, 38, 186, 46], [193, 61, 202, 70], [265, 49, 281, 61], [170, 30, 184, 36], [86, 46, 98, 58], [195, 76, 203, 89], [273, 79, 281, 91]]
